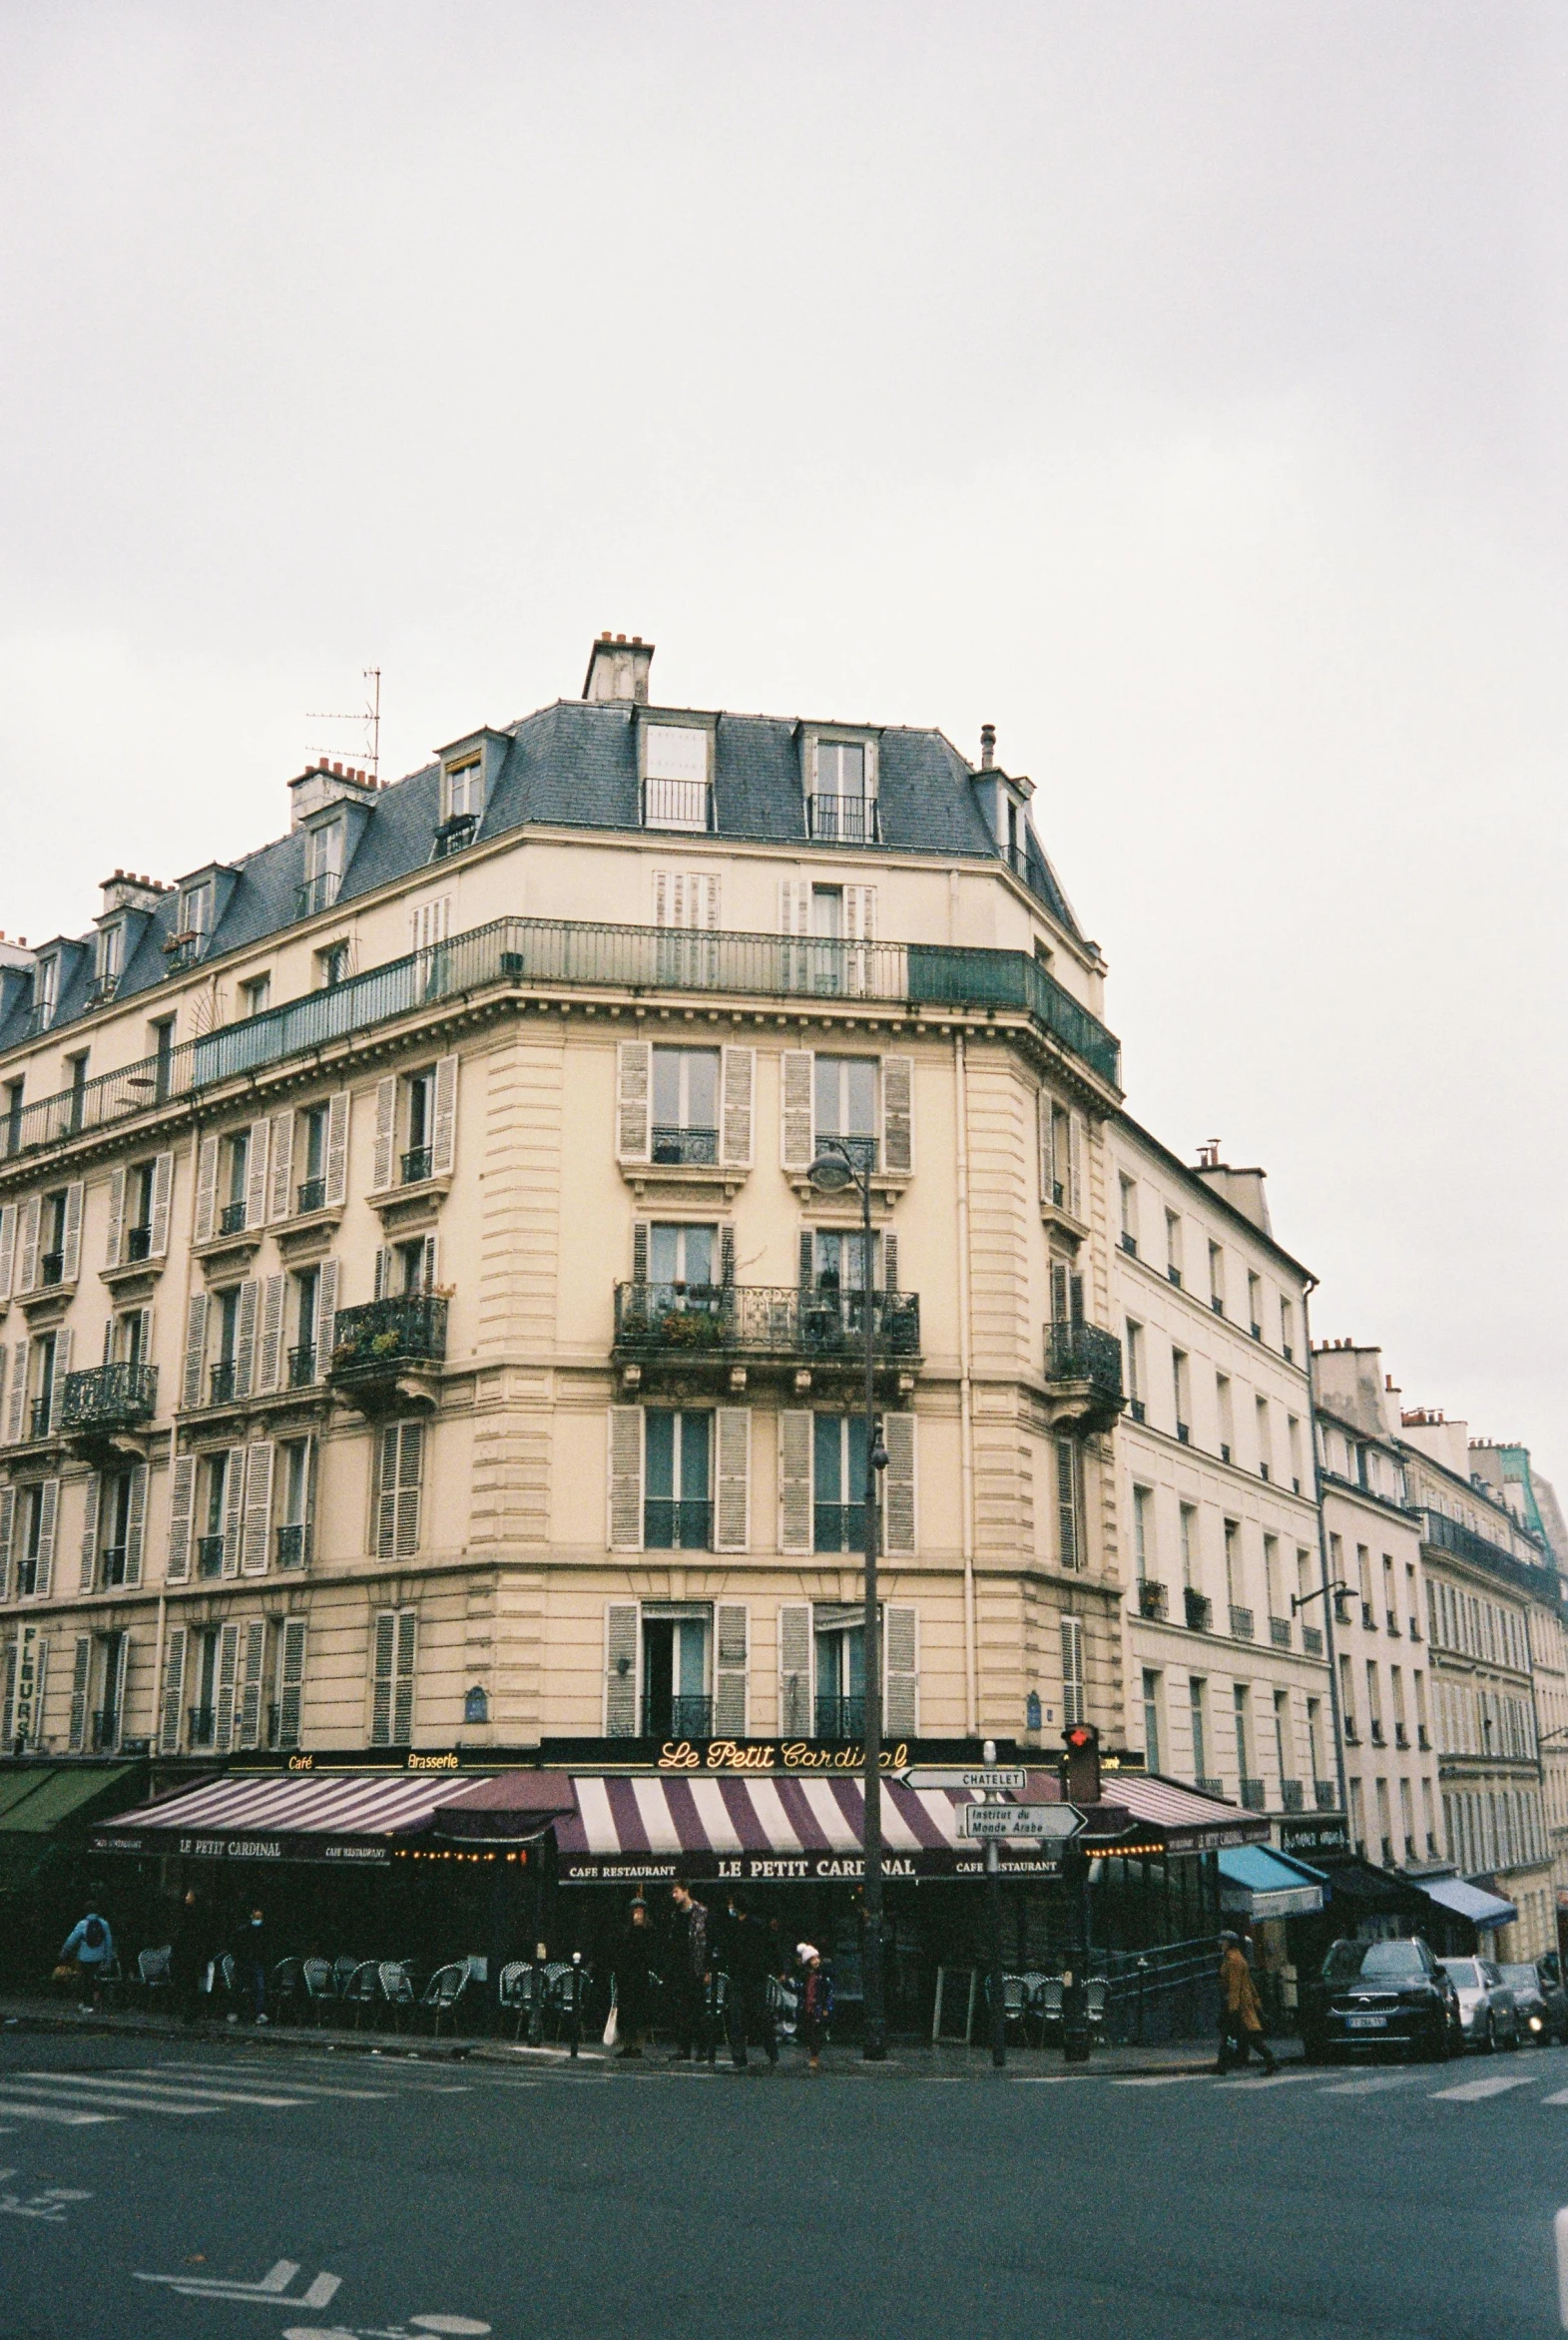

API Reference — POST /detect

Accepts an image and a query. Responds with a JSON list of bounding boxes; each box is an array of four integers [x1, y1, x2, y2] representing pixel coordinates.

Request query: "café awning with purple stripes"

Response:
[[89, 1769, 483, 1864]]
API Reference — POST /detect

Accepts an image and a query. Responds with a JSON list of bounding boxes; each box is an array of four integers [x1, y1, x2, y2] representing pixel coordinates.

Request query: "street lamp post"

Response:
[[808, 1134, 890, 2061]]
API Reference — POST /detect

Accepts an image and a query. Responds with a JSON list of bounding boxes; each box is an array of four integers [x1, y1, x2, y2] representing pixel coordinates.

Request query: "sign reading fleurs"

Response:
[[655, 1738, 913, 1774]]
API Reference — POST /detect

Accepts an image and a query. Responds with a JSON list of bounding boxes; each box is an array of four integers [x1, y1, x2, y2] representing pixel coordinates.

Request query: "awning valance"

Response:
[[90, 1771, 491, 1865], [1077, 1774, 1273, 1855], [1418, 1875, 1518, 1932], [1219, 1844, 1325, 1920]]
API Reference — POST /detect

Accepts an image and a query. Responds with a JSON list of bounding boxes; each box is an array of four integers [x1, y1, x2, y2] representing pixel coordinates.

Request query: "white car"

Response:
[[1438, 1957, 1520, 2051]]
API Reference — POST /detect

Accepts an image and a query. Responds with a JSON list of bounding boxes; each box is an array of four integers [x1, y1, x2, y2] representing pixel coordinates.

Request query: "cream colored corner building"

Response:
[[0, 640, 1156, 1769]]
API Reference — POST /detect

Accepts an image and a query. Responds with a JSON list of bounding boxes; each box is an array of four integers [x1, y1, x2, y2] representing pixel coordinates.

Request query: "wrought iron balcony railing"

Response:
[[125, 1222, 153, 1261], [209, 1359, 239, 1405], [1137, 1578, 1168, 1621], [296, 1176, 326, 1215], [651, 1124, 719, 1166], [188, 1705, 216, 1748], [813, 1502, 866, 1554], [1302, 1624, 1324, 1657], [1280, 1780, 1305, 1812], [275, 1522, 306, 1568], [642, 1693, 713, 1738], [1229, 1606, 1255, 1641], [1183, 1588, 1212, 1631], [61, 1360, 159, 1433], [0, 914, 1121, 1164], [613, 1282, 921, 1366], [90, 1709, 120, 1752], [1270, 1615, 1292, 1649], [28, 1397, 52, 1441], [218, 1200, 248, 1236], [1240, 1778, 1266, 1812], [1042, 1320, 1124, 1409], [815, 1695, 865, 1740], [643, 1499, 714, 1551], [1314, 1780, 1339, 1810], [294, 870, 342, 918], [641, 777, 712, 832], [196, 1535, 226, 1579], [100, 1545, 128, 1587], [329, 1293, 448, 1375], [40, 1250, 64, 1287], [805, 794, 880, 844], [286, 1345, 317, 1389], [400, 1145, 432, 1185]]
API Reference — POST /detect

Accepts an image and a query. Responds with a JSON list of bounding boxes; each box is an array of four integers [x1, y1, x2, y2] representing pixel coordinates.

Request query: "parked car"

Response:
[[1438, 1957, 1520, 2051], [1302, 1937, 1462, 2062], [1498, 1964, 1563, 2047]]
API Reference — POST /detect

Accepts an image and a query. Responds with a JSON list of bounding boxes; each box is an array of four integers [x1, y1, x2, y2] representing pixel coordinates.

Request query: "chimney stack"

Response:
[[979, 723, 996, 771], [583, 631, 655, 706]]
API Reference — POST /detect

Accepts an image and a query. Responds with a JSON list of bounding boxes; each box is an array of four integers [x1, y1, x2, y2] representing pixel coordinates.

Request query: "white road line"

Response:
[[139, 2066, 391, 2102], [1214, 2071, 1322, 2092], [0, 2080, 218, 2116], [1008, 2075, 1086, 2085], [1321, 2073, 1423, 2096], [1540, 2089, 1568, 2106], [1429, 2073, 1540, 2103], [13, 2071, 302, 2109], [1111, 2073, 1214, 2088], [0, 2094, 119, 2126]]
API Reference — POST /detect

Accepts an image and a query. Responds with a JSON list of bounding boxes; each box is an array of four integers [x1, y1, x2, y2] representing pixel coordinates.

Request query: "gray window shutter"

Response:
[[844, 883, 877, 941], [431, 1054, 458, 1176], [394, 1424, 423, 1557], [3, 1341, 24, 1447], [34, 1477, 59, 1597], [779, 1412, 813, 1555], [1061, 1615, 1085, 1728], [257, 1274, 285, 1394], [721, 1046, 755, 1169], [372, 1076, 397, 1192], [124, 1463, 148, 1588], [234, 1279, 260, 1400], [715, 1408, 751, 1552], [324, 1091, 349, 1207], [61, 1181, 84, 1283], [608, 1408, 644, 1552], [632, 1220, 649, 1285], [882, 1232, 898, 1294], [181, 1291, 209, 1412], [242, 1442, 274, 1576], [1056, 1437, 1080, 1571], [797, 1229, 814, 1291], [0, 1485, 14, 1603], [150, 1151, 174, 1257], [166, 1454, 196, 1584], [778, 1602, 812, 1734], [68, 1634, 92, 1753], [719, 1223, 736, 1287], [105, 1170, 126, 1271], [883, 1605, 919, 1736], [373, 1244, 391, 1300], [245, 1118, 270, 1230], [605, 1602, 640, 1737], [316, 1258, 338, 1365], [1068, 1113, 1085, 1220], [18, 1196, 40, 1294], [221, 1445, 246, 1578], [392, 1609, 417, 1743], [880, 1055, 913, 1174], [1038, 1089, 1053, 1204], [781, 1051, 813, 1171], [214, 1620, 242, 1752], [238, 1618, 267, 1749], [161, 1628, 188, 1759], [882, 1413, 916, 1556], [420, 1232, 438, 1291], [267, 1110, 294, 1221], [49, 1329, 73, 1434], [375, 1426, 399, 1558], [277, 1618, 306, 1749], [193, 1135, 219, 1244], [617, 1042, 651, 1164], [78, 1471, 101, 1592], [714, 1603, 749, 1736], [106, 1633, 130, 1751], [370, 1609, 396, 1744], [779, 878, 811, 935], [0, 1202, 15, 1301]]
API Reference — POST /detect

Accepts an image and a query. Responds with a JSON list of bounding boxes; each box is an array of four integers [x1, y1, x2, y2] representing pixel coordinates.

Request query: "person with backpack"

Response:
[[59, 1909, 115, 2013], [797, 1943, 832, 2074]]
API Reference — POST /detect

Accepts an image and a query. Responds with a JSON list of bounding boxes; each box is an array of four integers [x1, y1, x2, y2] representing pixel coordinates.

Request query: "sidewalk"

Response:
[[0, 1992, 1298, 2077]]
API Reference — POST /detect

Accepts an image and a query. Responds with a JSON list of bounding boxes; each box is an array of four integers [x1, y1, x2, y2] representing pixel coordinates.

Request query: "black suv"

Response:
[[1302, 1937, 1463, 2063]]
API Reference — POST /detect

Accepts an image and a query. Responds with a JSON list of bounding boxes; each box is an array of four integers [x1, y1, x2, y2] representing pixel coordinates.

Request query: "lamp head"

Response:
[[807, 1151, 854, 1194]]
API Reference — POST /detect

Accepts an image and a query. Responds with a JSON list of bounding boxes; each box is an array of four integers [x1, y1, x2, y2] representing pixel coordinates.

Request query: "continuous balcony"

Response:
[[0, 914, 1122, 1164], [613, 1282, 920, 1391], [328, 1293, 448, 1415], [1041, 1320, 1124, 1434]]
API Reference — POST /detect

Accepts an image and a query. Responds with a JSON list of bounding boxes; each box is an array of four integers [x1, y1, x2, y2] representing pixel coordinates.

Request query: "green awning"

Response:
[[0, 1765, 141, 1837], [0, 1772, 52, 1824]]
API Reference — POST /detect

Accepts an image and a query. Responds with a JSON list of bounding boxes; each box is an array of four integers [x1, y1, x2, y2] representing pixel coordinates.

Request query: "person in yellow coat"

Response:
[[1218, 1931, 1279, 2074]]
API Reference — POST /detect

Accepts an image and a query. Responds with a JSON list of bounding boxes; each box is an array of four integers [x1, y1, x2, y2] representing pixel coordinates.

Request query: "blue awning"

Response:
[[1418, 1876, 1517, 1932], [1218, 1845, 1325, 1920]]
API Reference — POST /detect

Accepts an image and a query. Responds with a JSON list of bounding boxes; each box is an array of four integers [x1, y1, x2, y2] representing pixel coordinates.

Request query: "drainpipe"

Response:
[[1303, 1278, 1352, 1835], [954, 1032, 977, 1734]]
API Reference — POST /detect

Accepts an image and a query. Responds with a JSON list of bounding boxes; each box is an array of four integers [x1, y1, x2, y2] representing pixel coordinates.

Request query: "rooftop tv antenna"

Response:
[[306, 666, 382, 780]]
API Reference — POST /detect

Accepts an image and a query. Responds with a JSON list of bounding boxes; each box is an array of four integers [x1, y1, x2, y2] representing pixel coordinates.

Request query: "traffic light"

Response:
[[1063, 1721, 1101, 1806]]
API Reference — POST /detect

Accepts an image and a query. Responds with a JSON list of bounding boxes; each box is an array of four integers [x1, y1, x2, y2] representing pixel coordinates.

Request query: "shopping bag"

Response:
[[50, 1964, 75, 1986], [603, 2001, 619, 2048]]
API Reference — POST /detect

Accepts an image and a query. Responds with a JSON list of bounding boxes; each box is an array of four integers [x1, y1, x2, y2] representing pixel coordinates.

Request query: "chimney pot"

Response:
[[979, 723, 996, 771]]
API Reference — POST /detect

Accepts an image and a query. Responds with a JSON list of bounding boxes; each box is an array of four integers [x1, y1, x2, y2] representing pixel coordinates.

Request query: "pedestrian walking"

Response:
[[230, 1906, 270, 2026], [611, 1899, 658, 2058], [724, 1891, 779, 2071], [58, 1908, 115, 2012], [797, 1943, 831, 2074], [668, 1878, 712, 2061], [169, 1887, 210, 2026], [1217, 1931, 1278, 2074]]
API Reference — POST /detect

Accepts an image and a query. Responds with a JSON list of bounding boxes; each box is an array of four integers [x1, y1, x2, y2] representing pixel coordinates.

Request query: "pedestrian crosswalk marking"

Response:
[[0, 2093, 117, 2126], [140, 2064, 392, 2101], [0, 2080, 217, 2116], [1214, 2071, 1321, 2091], [14, 2070, 304, 2110], [1540, 2088, 1568, 2106], [1429, 2073, 1539, 2102], [1111, 2073, 1211, 2088], [1322, 2073, 1422, 2095]]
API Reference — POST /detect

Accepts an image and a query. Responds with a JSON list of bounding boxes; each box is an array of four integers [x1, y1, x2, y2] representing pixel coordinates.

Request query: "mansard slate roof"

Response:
[[0, 696, 1082, 1053]]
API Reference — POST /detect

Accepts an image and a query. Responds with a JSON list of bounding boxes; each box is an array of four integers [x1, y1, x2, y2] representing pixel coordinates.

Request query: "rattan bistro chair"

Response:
[[498, 1961, 543, 2044], [378, 1961, 417, 2033], [136, 1947, 173, 2005], [343, 1960, 383, 2030], [269, 1958, 302, 2023], [331, 1954, 359, 2000], [301, 1958, 337, 2026], [420, 1963, 469, 2039]]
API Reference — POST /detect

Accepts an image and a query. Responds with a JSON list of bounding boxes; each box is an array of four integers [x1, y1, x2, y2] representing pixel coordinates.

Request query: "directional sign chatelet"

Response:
[[957, 1802, 1085, 1841], [902, 1766, 1029, 1794]]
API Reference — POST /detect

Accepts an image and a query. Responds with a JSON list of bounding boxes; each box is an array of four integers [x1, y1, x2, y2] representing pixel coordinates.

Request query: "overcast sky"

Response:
[[2, 3, 1564, 1487]]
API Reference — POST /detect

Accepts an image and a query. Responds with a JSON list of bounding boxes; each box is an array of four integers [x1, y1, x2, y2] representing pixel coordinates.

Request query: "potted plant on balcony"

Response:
[[659, 1309, 722, 1351], [1137, 1578, 1168, 1621]]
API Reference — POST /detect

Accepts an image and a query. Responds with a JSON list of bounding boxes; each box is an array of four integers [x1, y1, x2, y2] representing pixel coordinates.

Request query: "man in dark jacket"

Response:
[[724, 1891, 778, 2070], [668, 1879, 711, 2061], [231, 1907, 270, 2027]]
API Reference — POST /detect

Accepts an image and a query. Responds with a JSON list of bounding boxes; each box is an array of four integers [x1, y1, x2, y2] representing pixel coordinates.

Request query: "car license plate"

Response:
[[1347, 2014, 1387, 2030]]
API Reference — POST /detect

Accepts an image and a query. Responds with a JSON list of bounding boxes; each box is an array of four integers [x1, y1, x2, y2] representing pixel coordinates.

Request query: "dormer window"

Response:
[[444, 755, 483, 822], [298, 820, 344, 917], [184, 880, 214, 939], [30, 954, 59, 1034], [806, 735, 879, 844], [641, 724, 712, 833], [92, 922, 125, 1004]]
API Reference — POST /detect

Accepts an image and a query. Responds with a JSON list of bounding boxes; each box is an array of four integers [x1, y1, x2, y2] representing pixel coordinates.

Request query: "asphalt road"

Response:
[[3, 2031, 1568, 2340]]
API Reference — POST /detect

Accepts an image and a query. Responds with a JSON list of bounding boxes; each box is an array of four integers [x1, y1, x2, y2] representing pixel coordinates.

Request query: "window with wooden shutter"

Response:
[[617, 1042, 652, 1165], [48, 1330, 73, 1439], [880, 1055, 913, 1174], [78, 1472, 101, 1593], [257, 1273, 285, 1394], [244, 1118, 269, 1230], [267, 1109, 294, 1221], [150, 1151, 174, 1256], [221, 1445, 246, 1578], [68, 1634, 92, 1752], [881, 1414, 916, 1555], [431, 1054, 458, 1176], [883, 1605, 918, 1735], [374, 1423, 424, 1560], [193, 1135, 220, 1244], [105, 1170, 126, 1271], [324, 1091, 349, 1207], [372, 1076, 397, 1192], [233, 1279, 260, 1400], [60, 1182, 83, 1284], [0, 1486, 15, 1603], [1056, 1437, 1082, 1571], [34, 1479, 58, 1598], [242, 1443, 274, 1576], [316, 1258, 339, 1368], [720, 1046, 754, 1169], [778, 1602, 812, 1734], [779, 878, 811, 936], [276, 1618, 306, 1749], [214, 1620, 242, 1751], [1068, 1113, 1085, 1219], [714, 1603, 749, 1735], [238, 1618, 267, 1749], [779, 1412, 813, 1555], [18, 1196, 40, 1294], [0, 1203, 15, 1301], [124, 1463, 147, 1588], [3, 1341, 24, 1447], [608, 1408, 644, 1553], [167, 1454, 196, 1583], [781, 1051, 813, 1171], [370, 1609, 396, 1744], [714, 1408, 751, 1553], [180, 1292, 209, 1413], [605, 1602, 640, 1737], [1061, 1614, 1085, 1727]]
